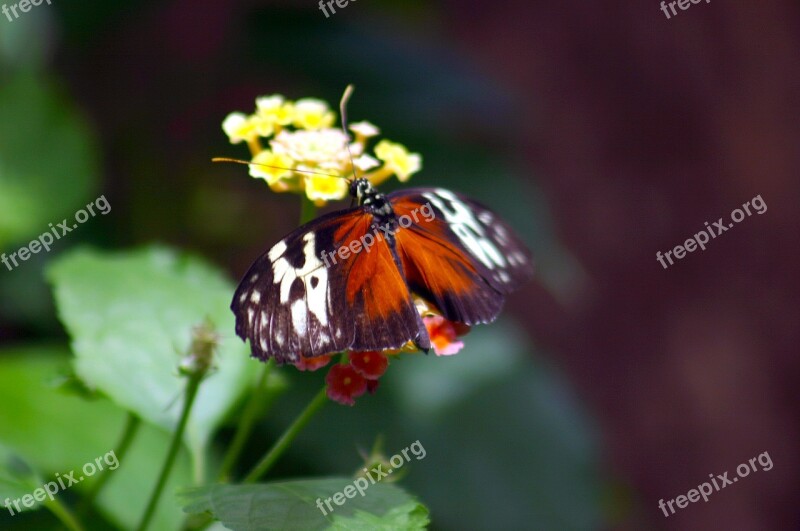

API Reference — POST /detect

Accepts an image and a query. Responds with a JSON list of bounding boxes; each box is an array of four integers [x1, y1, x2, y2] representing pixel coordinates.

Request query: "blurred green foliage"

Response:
[[0, 347, 193, 529]]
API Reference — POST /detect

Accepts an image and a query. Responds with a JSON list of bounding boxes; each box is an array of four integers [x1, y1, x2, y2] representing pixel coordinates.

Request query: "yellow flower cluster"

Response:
[[222, 94, 422, 205]]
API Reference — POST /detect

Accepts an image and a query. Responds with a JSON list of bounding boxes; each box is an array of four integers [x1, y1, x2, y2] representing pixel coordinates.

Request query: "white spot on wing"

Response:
[[479, 239, 506, 268], [270, 233, 330, 338], [250, 291, 261, 303], [291, 299, 308, 336], [425, 190, 507, 270], [494, 225, 509, 244], [268, 240, 287, 262], [317, 331, 329, 347]]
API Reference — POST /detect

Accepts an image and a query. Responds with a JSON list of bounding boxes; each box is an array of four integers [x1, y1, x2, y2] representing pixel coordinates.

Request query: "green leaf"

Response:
[[330, 502, 429, 530], [0, 444, 40, 514], [180, 478, 427, 531], [46, 246, 257, 477], [0, 346, 193, 529]]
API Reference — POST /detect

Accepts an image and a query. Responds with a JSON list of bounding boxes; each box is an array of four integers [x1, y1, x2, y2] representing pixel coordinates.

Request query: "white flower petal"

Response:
[[349, 121, 380, 137]]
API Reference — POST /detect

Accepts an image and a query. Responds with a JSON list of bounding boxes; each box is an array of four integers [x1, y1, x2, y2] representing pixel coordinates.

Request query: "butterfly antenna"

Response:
[[339, 84, 359, 182], [211, 157, 344, 179]]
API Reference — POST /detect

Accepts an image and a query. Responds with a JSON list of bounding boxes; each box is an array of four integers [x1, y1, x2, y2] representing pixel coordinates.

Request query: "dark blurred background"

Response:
[[1, 0, 798, 530]]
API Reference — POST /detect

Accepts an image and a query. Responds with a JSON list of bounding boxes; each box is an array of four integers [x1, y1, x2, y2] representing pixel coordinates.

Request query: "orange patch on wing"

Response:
[[394, 219, 479, 297], [329, 212, 408, 319], [346, 237, 407, 318]]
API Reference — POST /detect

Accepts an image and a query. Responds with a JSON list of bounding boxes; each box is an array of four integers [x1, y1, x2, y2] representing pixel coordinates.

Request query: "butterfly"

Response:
[[231, 177, 533, 366]]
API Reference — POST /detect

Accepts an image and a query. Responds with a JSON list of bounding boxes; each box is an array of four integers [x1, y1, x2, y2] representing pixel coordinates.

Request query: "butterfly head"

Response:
[[349, 177, 392, 215], [349, 177, 375, 202]]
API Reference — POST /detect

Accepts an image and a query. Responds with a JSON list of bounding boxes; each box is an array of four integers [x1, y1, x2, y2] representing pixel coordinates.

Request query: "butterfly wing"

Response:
[[231, 207, 428, 364], [388, 188, 533, 325]]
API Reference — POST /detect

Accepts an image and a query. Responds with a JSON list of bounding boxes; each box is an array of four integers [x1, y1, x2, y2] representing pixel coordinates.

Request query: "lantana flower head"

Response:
[[222, 94, 422, 205]]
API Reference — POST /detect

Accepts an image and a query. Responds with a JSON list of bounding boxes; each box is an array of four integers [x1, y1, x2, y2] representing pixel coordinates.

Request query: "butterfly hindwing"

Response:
[[389, 188, 533, 325], [231, 208, 428, 364]]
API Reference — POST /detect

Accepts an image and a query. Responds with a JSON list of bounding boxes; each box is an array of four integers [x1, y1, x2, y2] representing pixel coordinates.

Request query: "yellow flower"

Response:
[[374, 140, 422, 181], [304, 170, 348, 204], [249, 150, 295, 186], [221, 91, 422, 203], [222, 112, 260, 144], [256, 95, 295, 127], [293, 98, 335, 130]]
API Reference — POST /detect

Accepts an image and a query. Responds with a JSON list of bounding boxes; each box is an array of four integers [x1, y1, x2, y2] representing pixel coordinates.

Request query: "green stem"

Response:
[[78, 413, 140, 515], [45, 497, 85, 531], [217, 359, 275, 481], [242, 388, 327, 483], [136, 376, 202, 531], [214, 195, 320, 489]]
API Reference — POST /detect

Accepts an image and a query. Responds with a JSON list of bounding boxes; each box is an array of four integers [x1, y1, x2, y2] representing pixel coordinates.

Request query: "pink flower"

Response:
[[424, 315, 468, 356]]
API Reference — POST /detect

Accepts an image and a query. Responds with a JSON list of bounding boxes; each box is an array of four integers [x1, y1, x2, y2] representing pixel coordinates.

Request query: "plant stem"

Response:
[[242, 388, 327, 483], [136, 375, 202, 531], [215, 195, 321, 488], [46, 497, 85, 531], [217, 359, 275, 481], [78, 413, 140, 515]]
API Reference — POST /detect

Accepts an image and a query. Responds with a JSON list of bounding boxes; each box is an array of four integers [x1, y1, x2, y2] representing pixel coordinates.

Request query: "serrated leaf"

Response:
[[329, 501, 429, 530], [46, 246, 257, 478], [180, 478, 427, 531]]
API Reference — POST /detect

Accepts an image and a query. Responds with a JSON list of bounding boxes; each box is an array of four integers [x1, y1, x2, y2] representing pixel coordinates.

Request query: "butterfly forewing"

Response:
[[231, 208, 428, 364]]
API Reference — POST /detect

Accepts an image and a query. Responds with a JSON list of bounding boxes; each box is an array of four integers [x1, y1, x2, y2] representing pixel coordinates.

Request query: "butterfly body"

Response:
[[232, 178, 533, 365]]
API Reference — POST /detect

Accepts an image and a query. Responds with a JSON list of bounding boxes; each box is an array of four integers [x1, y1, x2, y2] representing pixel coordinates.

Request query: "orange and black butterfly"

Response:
[[231, 178, 533, 365]]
